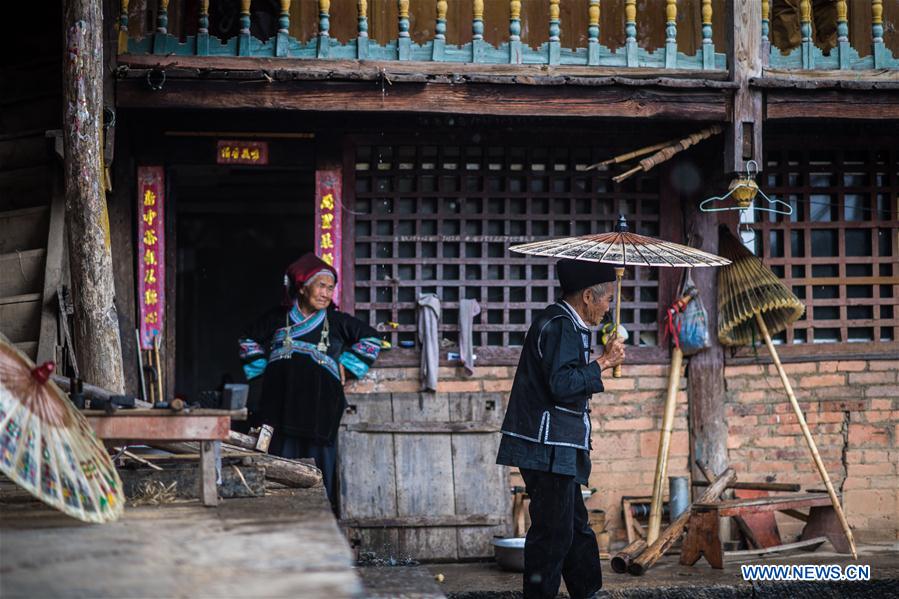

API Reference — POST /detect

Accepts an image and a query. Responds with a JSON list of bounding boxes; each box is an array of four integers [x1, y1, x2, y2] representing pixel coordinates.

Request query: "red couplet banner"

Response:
[[315, 170, 342, 306], [137, 166, 165, 350]]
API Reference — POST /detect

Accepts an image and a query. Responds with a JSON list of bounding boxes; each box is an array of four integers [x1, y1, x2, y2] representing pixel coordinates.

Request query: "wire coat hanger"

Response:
[[700, 160, 793, 216]]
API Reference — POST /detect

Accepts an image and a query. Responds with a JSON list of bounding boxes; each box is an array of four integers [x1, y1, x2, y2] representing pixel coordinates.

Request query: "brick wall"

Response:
[[347, 357, 898, 545]]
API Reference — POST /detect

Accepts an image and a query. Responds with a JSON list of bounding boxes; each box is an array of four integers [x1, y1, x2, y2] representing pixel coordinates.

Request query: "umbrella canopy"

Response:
[[717, 226, 805, 347], [509, 215, 731, 268], [0, 339, 124, 523]]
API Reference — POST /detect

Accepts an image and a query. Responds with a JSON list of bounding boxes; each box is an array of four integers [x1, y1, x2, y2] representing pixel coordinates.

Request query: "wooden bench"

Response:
[[680, 492, 852, 569]]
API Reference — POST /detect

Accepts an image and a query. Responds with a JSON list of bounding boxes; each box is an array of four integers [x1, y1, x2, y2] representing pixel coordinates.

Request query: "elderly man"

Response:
[[239, 253, 385, 511], [497, 259, 625, 599]]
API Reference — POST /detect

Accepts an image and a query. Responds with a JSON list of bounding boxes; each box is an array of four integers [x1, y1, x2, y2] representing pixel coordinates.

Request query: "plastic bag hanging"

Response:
[[666, 270, 711, 357]]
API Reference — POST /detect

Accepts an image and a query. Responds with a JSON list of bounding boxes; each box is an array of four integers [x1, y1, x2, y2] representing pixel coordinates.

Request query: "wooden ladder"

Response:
[[0, 129, 67, 364]]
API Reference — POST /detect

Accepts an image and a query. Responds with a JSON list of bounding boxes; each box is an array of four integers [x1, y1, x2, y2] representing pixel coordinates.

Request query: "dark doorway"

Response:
[[173, 164, 315, 403]]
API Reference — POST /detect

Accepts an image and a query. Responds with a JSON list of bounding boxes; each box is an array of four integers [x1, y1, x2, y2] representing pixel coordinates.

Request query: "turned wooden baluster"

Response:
[[665, 0, 677, 68], [509, 0, 522, 64], [587, 0, 600, 65], [549, 0, 561, 65], [197, 0, 209, 55], [836, 0, 849, 69], [275, 0, 290, 57], [433, 0, 447, 61], [800, 0, 813, 68], [625, 0, 637, 66], [398, 0, 411, 60], [872, 0, 886, 68], [238, 0, 251, 56], [701, 0, 714, 69], [318, 0, 331, 58], [153, 0, 169, 54], [118, 0, 129, 54], [357, 0, 369, 59], [472, 0, 485, 62], [761, 0, 770, 65]]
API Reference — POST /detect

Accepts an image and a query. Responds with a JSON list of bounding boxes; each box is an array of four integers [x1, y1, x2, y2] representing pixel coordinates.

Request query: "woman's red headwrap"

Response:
[[283, 253, 338, 306]]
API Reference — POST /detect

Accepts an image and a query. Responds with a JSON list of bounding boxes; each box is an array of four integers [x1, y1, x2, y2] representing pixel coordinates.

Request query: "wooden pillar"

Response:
[[725, 0, 763, 174], [62, 0, 125, 393], [684, 205, 727, 486]]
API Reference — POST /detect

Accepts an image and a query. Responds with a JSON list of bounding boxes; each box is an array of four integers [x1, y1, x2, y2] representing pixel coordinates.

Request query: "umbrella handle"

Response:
[[612, 268, 624, 378]]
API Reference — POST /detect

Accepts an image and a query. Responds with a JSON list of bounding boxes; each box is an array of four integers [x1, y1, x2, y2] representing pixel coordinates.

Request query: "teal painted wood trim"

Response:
[[626, 40, 638, 67], [432, 38, 445, 61], [587, 40, 600, 65], [837, 40, 851, 69], [276, 31, 289, 57], [398, 37, 411, 60], [238, 32, 251, 57], [509, 40, 522, 64], [472, 39, 486, 62], [801, 40, 814, 69], [873, 18, 885, 69], [123, 32, 734, 70], [196, 32, 209, 56], [665, 41, 677, 69], [548, 41, 561, 65], [770, 43, 896, 70], [702, 42, 715, 69]]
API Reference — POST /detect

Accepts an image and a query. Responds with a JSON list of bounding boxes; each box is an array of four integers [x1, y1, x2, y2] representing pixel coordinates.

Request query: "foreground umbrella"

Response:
[[717, 226, 857, 559], [0, 338, 124, 523], [510, 214, 730, 377]]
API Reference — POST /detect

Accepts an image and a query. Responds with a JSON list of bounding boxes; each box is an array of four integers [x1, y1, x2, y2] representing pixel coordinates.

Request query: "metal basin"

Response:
[[493, 537, 525, 572]]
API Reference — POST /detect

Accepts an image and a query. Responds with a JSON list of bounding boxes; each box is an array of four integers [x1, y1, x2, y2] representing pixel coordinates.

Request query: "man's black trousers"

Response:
[[521, 468, 602, 599]]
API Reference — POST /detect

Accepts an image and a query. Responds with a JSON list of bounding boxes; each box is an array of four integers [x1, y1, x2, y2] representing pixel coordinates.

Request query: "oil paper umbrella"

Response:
[[0, 338, 124, 523], [717, 226, 857, 559], [510, 214, 731, 377]]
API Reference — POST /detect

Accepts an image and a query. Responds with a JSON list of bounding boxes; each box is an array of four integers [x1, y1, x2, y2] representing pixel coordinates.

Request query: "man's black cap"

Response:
[[557, 259, 617, 295]]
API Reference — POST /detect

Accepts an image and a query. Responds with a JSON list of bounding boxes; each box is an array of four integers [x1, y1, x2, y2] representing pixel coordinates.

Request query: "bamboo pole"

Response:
[[612, 267, 625, 378], [754, 313, 858, 559], [628, 467, 737, 576], [610, 539, 647, 573], [588, 140, 673, 169], [647, 346, 683, 544]]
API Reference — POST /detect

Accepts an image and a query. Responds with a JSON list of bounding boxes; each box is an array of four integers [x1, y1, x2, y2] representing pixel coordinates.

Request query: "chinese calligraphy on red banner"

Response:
[[137, 166, 165, 350], [216, 140, 269, 165], [315, 170, 342, 306]]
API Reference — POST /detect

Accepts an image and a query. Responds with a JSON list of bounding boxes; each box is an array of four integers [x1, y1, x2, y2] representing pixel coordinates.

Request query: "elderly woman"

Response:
[[239, 253, 384, 510]]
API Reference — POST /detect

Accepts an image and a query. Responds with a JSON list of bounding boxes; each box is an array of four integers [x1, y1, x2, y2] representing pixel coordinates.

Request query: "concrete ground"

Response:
[[419, 541, 899, 598]]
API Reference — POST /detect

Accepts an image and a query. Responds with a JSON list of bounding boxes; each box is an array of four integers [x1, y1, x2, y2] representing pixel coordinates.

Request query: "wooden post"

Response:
[[629, 467, 736, 576], [62, 0, 125, 394], [725, 0, 763, 174], [755, 314, 858, 559]]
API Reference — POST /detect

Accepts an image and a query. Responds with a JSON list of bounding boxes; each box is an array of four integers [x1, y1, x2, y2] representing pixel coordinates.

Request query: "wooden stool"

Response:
[[680, 492, 851, 569]]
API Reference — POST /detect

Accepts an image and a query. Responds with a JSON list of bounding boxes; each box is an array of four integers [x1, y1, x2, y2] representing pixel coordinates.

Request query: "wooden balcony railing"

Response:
[[765, 0, 899, 69], [118, 0, 726, 69], [117, 1, 898, 72]]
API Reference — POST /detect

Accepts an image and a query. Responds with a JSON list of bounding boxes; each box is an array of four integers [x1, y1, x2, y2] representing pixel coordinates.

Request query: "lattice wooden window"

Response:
[[753, 145, 899, 344], [350, 141, 664, 349]]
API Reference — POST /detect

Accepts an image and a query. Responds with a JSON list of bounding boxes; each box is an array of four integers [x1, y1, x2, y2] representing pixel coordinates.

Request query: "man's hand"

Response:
[[596, 334, 626, 372]]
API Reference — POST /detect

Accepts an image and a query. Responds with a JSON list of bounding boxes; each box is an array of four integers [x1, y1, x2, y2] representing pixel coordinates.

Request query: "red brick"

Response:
[[870, 399, 893, 411], [849, 371, 897, 385], [868, 360, 899, 371], [862, 410, 893, 424], [623, 364, 668, 376], [805, 411, 844, 424], [605, 417, 655, 431], [592, 431, 639, 455], [842, 476, 872, 490], [437, 380, 482, 392], [866, 385, 899, 398], [850, 462, 896, 477], [863, 450, 890, 463], [819, 399, 866, 412], [636, 377, 669, 391], [737, 390, 767, 402], [730, 415, 759, 428], [770, 362, 817, 375], [849, 424, 890, 447], [836, 360, 868, 372], [482, 379, 513, 392], [844, 489, 899, 521], [756, 436, 797, 447], [799, 374, 846, 388], [776, 424, 803, 435], [725, 364, 767, 376], [602, 377, 636, 391]]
